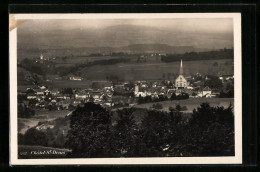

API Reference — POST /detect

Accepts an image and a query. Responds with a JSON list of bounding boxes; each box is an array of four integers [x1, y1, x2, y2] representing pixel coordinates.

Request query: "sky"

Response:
[[19, 18, 233, 33], [18, 18, 234, 50]]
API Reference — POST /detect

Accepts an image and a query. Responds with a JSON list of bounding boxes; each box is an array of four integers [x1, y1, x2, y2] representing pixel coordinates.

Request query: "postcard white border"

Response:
[[9, 13, 242, 165]]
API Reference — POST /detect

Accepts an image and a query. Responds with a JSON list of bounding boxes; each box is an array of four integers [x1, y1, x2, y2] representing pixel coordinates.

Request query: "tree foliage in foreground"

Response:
[[65, 103, 111, 158], [64, 102, 234, 157]]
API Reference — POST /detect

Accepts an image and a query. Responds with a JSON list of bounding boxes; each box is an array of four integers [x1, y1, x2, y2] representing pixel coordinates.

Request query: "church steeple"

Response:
[[180, 59, 183, 75]]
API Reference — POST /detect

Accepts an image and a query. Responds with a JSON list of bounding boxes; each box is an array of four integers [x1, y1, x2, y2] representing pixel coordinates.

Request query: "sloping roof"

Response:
[[203, 86, 211, 91], [27, 93, 36, 96]]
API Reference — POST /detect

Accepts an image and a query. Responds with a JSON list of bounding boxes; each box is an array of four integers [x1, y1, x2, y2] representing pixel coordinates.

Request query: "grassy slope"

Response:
[[134, 98, 234, 113]]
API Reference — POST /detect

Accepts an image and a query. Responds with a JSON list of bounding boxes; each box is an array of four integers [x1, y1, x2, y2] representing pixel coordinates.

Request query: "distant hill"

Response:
[[17, 65, 46, 86], [17, 44, 207, 60], [17, 23, 232, 59], [119, 44, 196, 54]]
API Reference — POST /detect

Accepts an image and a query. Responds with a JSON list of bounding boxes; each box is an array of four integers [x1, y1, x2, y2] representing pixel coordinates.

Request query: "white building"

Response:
[[175, 59, 188, 89], [202, 86, 212, 97], [69, 76, 83, 81], [134, 85, 147, 97]]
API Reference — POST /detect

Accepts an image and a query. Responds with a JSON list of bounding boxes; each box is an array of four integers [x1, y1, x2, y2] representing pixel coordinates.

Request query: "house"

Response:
[[73, 100, 82, 106], [64, 95, 71, 100], [27, 93, 37, 99], [69, 76, 83, 81], [36, 90, 44, 96], [186, 86, 194, 90], [50, 89, 59, 96], [103, 102, 113, 107], [51, 99, 57, 103], [141, 83, 148, 88], [219, 76, 224, 83], [44, 90, 50, 96], [197, 91, 203, 98], [104, 83, 113, 90], [39, 86, 46, 90], [58, 100, 71, 110], [55, 94, 65, 100], [134, 85, 147, 97], [75, 92, 88, 100], [39, 102, 45, 108], [152, 82, 158, 88], [202, 86, 212, 97], [93, 94, 101, 102]]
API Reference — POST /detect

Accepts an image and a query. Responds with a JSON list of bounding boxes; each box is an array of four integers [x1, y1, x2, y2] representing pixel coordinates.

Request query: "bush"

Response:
[[18, 105, 35, 118], [152, 103, 163, 110], [171, 93, 189, 100], [21, 128, 48, 146]]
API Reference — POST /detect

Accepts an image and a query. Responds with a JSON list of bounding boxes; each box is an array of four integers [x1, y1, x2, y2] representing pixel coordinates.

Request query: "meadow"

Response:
[[133, 98, 234, 113], [79, 59, 233, 81], [51, 80, 93, 89]]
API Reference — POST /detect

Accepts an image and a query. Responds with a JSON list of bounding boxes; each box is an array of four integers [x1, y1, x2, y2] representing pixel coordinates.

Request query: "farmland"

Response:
[[50, 80, 92, 89], [17, 59, 233, 89], [79, 59, 233, 81]]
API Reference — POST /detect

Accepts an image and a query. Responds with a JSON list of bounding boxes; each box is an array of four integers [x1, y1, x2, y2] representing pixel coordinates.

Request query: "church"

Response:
[[175, 59, 188, 89]]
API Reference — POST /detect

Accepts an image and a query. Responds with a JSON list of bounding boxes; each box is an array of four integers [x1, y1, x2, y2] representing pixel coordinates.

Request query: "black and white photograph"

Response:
[[9, 13, 242, 165]]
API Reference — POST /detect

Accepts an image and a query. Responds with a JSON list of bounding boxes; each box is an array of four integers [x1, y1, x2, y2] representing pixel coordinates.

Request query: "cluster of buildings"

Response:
[[18, 59, 234, 111], [134, 60, 233, 99]]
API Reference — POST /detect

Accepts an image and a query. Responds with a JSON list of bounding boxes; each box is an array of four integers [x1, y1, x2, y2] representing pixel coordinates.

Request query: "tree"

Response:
[[61, 88, 73, 95], [26, 88, 35, 94], [186, 103, 234, 156], [170, 93, 177, 100], [204, 77, 223, 88], [110, 108, 139, 157], [152, 103, 163, 110], [18, 105, 35, 118], [102, 95, 108, 102], [66, 102, 111, 158], [22, 128, 48, 146], [175, 104, 182, 111], [139, 110, 178, 157], [89, 96, 94, 102]]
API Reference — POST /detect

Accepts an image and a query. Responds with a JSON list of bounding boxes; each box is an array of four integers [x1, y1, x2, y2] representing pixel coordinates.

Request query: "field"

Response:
[[51, 80, 93, 88], [133, 98, 234, 113], [79, 59, 233, 81], [18, 59, 233, 89], [18, 110, 71, 134], [18, 145, 71, 159]]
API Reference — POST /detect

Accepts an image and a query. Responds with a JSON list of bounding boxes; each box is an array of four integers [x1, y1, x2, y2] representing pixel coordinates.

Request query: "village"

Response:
[[18, 60, 234, 113]]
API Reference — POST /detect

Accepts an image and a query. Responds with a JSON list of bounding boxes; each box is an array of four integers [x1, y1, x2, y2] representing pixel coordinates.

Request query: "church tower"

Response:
[[180, 59, 183, 75], [175, 59, 187, 89]]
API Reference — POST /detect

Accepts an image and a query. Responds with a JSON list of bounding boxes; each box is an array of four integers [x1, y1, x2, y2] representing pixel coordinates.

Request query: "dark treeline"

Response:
[[18, 105, 35, 118], [18, 102, 234, 157], [87, 52, 131, 57], [19, 58, 131, 77], [81, 58, 130, 67], [161, 49, 233, 63]]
